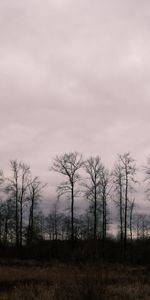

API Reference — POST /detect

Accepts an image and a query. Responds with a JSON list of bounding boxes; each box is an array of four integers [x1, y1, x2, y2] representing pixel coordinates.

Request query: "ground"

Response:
[[0, 261, 149, 299]]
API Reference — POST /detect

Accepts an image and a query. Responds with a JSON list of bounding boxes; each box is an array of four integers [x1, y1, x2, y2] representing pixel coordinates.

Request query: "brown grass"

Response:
[[0, 263, 149, 299]]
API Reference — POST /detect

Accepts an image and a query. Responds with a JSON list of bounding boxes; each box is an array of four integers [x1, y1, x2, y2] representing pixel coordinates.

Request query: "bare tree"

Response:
[[2, 198, 15, 244], [84, 156, 103, 240], [46, 200, 62, 241], [81, 209, 93, 240], [100, 165, 110, 241], [129, 199, 135, 242], [84, 157, 110, 242], [51, 152, 83, 241], [118, 153, 136, 257], [6, 160, 20, 246], [112, 163, 125, 243], [27, 176, 45, 244], [19, 163, 30, 245], [7, 161, 31, 245], [133, 213, 150, 239]]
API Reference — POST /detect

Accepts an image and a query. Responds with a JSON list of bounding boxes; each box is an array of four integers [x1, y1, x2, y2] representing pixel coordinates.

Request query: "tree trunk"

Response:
[[94, 185, 97, 240], [71, 183, 74, 241], [124, 171, 128, 259]]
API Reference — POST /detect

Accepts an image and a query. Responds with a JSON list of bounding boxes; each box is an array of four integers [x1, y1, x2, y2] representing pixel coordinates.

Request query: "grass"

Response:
[[0, 262, 149, 299]]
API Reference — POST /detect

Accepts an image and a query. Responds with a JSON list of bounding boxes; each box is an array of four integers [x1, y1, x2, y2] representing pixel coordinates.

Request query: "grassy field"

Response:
[[0, 262, 149, 299]]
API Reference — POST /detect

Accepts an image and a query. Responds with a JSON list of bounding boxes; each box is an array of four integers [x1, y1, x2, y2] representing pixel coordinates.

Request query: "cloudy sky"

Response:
[[0, 0, 150, 207]]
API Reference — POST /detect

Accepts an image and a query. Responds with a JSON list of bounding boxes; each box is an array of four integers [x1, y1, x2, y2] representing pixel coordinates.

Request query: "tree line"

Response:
[[0, 152, 150, 260]]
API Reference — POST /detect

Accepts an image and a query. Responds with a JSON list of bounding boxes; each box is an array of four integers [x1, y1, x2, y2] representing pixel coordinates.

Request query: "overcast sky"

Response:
[[0, 0, 150, 208]]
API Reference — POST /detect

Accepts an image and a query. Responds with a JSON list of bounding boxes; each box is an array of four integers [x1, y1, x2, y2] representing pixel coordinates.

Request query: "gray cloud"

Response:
[[0, 0, 150, 209]]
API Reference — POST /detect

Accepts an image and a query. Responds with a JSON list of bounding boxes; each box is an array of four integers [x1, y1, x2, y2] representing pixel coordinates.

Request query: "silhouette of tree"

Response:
[[116, 153, 136, 258], [8, 160, 31, 245], [51, 152, 83, 241], [27, 176, 45, 244]]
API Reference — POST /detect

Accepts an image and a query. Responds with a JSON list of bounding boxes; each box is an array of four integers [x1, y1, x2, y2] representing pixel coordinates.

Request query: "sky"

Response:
[[0, 0, 150, 210]]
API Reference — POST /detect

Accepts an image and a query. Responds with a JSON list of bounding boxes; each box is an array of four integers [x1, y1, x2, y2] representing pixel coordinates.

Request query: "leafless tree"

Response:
[[112, 163, 125, 242], [133, 213, 150, 239], [19, 163, 30, 245], [84, 156, 103, 240], [46, 199, 62, 241], [118, 153, 136, 257], [6, 161, 44, 246], [84, 157, 110, 241], [100, 165, 110, 241], [6, 160, 21, 246], [51, 152, 83, 241], [129, 199, 135, 242], [27, 176, 45, 244], [2, 198, 15, 244]]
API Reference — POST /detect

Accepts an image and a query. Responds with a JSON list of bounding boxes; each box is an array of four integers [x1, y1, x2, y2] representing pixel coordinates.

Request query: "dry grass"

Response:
[[0, 262, 149, 299]]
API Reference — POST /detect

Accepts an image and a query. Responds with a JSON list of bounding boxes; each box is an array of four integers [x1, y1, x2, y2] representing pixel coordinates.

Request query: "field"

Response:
[[0, 262, 149, 299]]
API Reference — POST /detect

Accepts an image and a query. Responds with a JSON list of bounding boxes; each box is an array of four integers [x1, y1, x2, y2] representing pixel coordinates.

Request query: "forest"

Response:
[[0, 151, 149, 264], [0, 152, 150, 299]]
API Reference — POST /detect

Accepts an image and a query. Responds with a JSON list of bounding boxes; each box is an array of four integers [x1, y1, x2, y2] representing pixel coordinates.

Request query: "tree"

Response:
[[45, 199, 62, 241], [51, 152, 83, 241], [27, 176, 45, 244], [6, 160, 31, 246], [100, 165, 110, 242], [133, 213, 150, 239], [84, 156, 103, 240], [80, 209, 93, 240], [6, 160, 20, 246], [84, 157, 110, 242], [129, 199, 135, 242], [19, 163, 30, 245], [115, 153, 136, 258], [112, 163, 125, 243], [2, 198, 15, 244]]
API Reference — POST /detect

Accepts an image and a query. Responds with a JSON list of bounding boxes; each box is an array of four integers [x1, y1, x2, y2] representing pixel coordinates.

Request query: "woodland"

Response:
[[0, 151, 149, 264]]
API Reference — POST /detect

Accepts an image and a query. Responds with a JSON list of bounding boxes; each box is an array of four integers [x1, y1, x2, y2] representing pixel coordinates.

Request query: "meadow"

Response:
[[0, 262, 149, 299]]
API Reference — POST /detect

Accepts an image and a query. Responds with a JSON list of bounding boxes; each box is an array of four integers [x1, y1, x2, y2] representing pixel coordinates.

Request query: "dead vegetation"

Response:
[[0, 263, 149, 299]]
